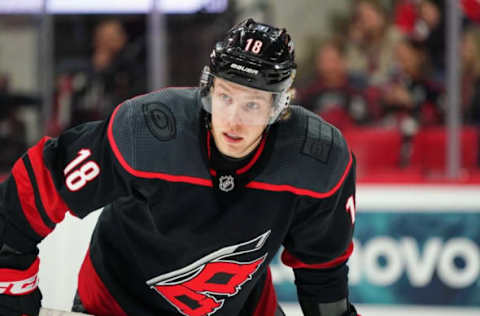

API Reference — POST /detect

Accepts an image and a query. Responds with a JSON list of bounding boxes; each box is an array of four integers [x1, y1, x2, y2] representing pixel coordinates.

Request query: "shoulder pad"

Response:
[[257, 106, 352, 197], [107, 88, 210, 180]]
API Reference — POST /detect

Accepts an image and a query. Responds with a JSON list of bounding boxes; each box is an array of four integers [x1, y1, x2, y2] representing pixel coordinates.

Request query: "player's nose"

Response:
[[224, 104, 244, 125]]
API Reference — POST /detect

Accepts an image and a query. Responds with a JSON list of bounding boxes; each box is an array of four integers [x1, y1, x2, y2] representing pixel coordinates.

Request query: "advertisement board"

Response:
[[271, 185, 480, 307]]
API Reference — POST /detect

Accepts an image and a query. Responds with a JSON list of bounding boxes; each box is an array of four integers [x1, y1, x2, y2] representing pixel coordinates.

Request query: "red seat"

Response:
[[410, 127, 479, 171], [342, 127, 403, 179], [342, 126, 480, 183]]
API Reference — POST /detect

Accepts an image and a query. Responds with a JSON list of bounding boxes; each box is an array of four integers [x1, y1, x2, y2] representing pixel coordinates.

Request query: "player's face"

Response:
[[210, 78, 273, 158]]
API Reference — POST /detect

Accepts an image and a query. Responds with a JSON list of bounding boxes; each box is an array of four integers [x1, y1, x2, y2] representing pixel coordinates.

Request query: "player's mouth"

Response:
[[223, 132, 243, 143]]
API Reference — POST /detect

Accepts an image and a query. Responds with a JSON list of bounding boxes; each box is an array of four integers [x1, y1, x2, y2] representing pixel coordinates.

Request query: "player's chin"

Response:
[[223, 147, 243, 158], [219, 143, 245, 158]]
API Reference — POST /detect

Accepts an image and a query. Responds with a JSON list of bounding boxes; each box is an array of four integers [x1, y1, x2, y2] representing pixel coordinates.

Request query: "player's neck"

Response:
[[210, 136, 259, 171]]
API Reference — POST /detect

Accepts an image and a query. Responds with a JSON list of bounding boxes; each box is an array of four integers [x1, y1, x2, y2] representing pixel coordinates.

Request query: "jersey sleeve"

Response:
[[0, 109, 134, 254], [281, 150, 356, 303]]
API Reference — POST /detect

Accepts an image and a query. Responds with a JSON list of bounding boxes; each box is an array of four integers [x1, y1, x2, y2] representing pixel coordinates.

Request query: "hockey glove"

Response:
[[0, 244, 42, 316]]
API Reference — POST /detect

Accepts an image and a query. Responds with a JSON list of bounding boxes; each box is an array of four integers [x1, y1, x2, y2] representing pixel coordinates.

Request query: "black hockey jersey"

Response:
[[0, 87, 356, 316]]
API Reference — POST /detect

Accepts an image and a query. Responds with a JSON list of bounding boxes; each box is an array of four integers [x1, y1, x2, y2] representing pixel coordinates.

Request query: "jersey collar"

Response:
[[199, 110, 276, 193]]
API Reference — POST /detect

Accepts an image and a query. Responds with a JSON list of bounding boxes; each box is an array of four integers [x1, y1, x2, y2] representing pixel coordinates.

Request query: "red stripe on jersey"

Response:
[[207, 131, 218, 177], [253, 268, 278, 316], [12, 159, 53, 237], [207, 129, 212, 159], [27, 137, 69, 223], [206, 129, 267, 175], [281, 242, 354, 269], [246, 150, 353, 198], [236, 135, 267, 175], [78, 249, 127, 316], [107, 103, 213, 187]]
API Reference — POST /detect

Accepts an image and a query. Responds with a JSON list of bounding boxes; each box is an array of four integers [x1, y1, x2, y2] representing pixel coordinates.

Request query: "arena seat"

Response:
[[342, 126, 480, 183], [410, 127, 479, 171], [342, 127, 403, 179]]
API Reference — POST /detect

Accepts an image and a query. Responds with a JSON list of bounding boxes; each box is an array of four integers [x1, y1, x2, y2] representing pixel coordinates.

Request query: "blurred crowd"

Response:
[[0, 17, 146, 173], [0, 72, 39, 170], [0, 0, 479, 178], [49, 19, 146, 135], [296, 0, 480, 131], [294, 0, 480, 177]]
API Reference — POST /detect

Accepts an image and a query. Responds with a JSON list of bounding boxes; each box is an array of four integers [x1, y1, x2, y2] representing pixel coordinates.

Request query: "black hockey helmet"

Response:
[[200, 18, 297, 124]]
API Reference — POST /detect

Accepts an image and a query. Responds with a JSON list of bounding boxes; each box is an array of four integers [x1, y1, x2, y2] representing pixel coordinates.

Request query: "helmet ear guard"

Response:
[[199, 66, 214, 97], [269, 69, 296, 123], [199, 66, 214, 115]]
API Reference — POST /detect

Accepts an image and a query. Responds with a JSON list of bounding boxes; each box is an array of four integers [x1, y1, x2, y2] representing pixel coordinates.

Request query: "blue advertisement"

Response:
[[271, 211, 480, 306]]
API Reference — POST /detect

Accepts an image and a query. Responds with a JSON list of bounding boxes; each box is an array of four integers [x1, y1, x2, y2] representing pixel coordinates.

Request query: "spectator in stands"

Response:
[[296, 39, 371, 130], [381, 38, 444, 137], [50, 19, 146, 135], [461, 0, 480, 24], [0, 73, 8, 93], [0, 73, 39, 171], [345, 0, 404, 87], [393, 0, 445, 80], [461, 26, 480, 125]]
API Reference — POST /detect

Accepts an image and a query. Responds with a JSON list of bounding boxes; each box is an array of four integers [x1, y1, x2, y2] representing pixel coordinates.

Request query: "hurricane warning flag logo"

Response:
[[146, 231, 270, 316]]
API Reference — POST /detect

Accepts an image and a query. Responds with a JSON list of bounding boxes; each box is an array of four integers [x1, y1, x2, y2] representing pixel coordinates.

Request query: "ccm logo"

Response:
[[0, 274, 39, 295]]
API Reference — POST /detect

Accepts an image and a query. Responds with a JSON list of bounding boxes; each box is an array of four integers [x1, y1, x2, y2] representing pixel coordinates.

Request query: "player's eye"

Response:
[[244, 102, 260, 111], [218, 93, 233, 105]]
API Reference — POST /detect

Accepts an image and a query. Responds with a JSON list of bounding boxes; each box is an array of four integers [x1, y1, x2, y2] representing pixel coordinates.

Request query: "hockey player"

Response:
[[0, 19, 358, 316]]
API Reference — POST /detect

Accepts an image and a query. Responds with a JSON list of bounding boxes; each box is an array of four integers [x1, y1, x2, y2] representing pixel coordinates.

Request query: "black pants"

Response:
[[71, 291, 88, 313]]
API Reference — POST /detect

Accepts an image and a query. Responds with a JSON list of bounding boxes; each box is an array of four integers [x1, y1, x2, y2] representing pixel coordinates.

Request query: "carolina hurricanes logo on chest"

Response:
[[146, 231, 270, 316]]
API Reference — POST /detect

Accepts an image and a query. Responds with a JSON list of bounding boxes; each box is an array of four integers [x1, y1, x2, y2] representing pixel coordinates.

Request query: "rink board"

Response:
[[271, 185, 480, 307]]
